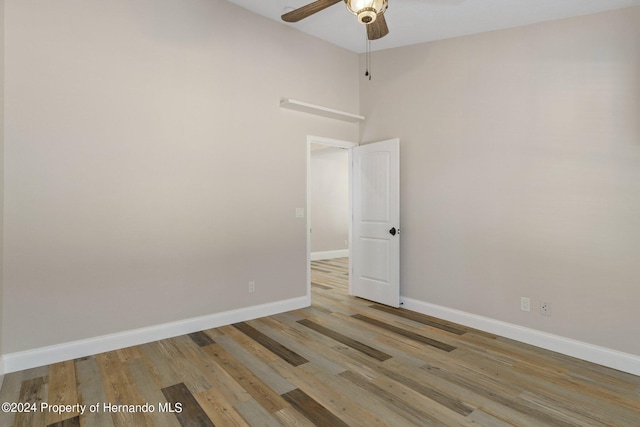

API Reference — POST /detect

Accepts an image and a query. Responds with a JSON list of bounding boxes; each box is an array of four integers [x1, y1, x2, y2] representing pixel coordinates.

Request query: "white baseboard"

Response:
[[311, 249, 349, 261], [3, 296, 309, 374], [401, 297, 640, 376]]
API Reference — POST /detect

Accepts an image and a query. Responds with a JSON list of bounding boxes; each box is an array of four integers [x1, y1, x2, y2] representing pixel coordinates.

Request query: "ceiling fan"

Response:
[[282, 0, 390, 40]]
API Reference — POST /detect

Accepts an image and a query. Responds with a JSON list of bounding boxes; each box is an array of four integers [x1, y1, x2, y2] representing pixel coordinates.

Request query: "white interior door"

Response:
[[351, 138, 400, 307]]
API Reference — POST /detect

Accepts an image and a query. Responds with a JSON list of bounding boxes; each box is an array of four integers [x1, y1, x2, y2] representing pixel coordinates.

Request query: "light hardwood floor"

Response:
[[1, 257, 639, 426]]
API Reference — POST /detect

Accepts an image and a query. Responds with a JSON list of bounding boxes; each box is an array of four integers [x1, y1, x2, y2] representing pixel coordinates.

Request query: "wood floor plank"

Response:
[[273, 362, 391, 427], [194, 388, 250, 427], [215, 334, 296, 395], [75, 356, 116, 427], [216, 324, 283, 364], [0, 370, 25, 427], [348, 309, 467, 351], [21, 365, 50, 382], [202, 343, 288, 414], [233, 399, 282, 427], [389, 351, 553, 426], [297, 318, 392, 361], [369, 304, 467, 335], [15, 376, 48, 427], [452, 344, 640, 424], [155, 335, 252, 407], [200, 327, 225, 339], [482, 341, 640, 413], [369, 371, 478, 426], [172, 334, 260, 408], [299, 309, 437, 368], [161, 383, 214, 427], [294, 364, 421, 427], [46, 416, 80, 427], [331, 304, 464, 344], [462, 333, 640, 415], [272, 406, 317, 427], [127, 358, 182, 427], [46, 360, 80, 425], [420, 362, 580, 427], [116, 346, 143, 363], [309, 266, 333, 273], [282, 388, 350, 427], [232, 322, 309, 367], [154, 336, 214, 394], [250, 317, 346, 376], [519, 390, 622, 427], [339, 370, 448, 427], [352, 313, 457, 352], [369, 361, 476, 416], [310, 281, 331, 290], [137, 341, 184, 390], [187, 331, 216, 348], [467, 409, 516, 427], [96, 351, 153, 427]]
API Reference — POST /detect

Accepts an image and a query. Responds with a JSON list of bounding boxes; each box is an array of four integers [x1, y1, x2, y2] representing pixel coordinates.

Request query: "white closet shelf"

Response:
[[280, 98, 365, 123]]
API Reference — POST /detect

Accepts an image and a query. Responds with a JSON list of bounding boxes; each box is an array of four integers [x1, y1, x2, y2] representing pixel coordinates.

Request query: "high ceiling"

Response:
[[225, 0, 640, 53]]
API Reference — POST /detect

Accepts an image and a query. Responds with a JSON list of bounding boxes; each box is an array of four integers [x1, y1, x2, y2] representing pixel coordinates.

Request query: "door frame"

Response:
[[306, 135, 358, 303]]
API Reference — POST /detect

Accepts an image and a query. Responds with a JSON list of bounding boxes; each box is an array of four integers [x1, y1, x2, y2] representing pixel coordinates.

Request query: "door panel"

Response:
[[351, 139, 400, 307]]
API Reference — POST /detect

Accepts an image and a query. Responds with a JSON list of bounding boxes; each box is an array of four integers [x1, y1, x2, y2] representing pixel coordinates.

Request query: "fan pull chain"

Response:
[[365, 37, 372, 80]]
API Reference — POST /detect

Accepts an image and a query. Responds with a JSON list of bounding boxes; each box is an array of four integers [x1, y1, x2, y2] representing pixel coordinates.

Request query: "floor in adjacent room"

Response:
[[1, 257, 639, 426]]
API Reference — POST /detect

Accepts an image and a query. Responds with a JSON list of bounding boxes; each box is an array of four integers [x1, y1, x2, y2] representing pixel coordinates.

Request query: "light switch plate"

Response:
[[296, 208, 305, 218]]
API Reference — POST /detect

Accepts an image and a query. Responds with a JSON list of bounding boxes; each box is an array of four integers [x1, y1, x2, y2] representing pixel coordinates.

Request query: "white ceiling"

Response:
[[225, 0, 640, 53]]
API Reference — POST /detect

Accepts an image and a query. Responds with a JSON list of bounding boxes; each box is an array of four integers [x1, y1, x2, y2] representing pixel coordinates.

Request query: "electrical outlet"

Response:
[[520, 297, 530, 312], [540, 300, 551, 316], [248, 281, 256, 293]]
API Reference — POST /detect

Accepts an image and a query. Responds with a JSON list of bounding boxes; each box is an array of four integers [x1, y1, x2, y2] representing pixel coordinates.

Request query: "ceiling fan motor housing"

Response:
[[344, 0, 388, 24]]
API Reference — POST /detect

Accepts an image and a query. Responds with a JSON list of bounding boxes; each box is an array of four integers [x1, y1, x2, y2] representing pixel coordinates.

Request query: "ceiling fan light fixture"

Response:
[[344, 0, 388, 24]]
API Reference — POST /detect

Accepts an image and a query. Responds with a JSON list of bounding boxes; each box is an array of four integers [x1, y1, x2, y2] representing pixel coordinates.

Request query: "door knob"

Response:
[[389, 227, 397, 236]]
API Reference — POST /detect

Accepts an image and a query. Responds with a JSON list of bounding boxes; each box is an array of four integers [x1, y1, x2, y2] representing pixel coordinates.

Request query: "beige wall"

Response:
[[4, 0, 639, 364], [360, 7, 640, 355], [3, 0, 359, 354], [310, 147, 349, 253]]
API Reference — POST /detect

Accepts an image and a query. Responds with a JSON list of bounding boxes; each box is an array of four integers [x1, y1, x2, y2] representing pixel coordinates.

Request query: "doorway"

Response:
[[306, 136, 357, 302]]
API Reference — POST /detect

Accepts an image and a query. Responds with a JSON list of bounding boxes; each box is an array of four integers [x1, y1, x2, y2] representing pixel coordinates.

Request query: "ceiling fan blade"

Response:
[[367, 13, 389, 40], [282, 0, 342, 23]]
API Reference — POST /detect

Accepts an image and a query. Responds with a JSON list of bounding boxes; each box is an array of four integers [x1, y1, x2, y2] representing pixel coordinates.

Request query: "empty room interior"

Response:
[[1, 0, 640, 426]]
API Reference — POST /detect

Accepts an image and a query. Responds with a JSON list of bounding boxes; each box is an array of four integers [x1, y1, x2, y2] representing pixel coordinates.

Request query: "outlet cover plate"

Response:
[[540, 300, 551, 316]]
